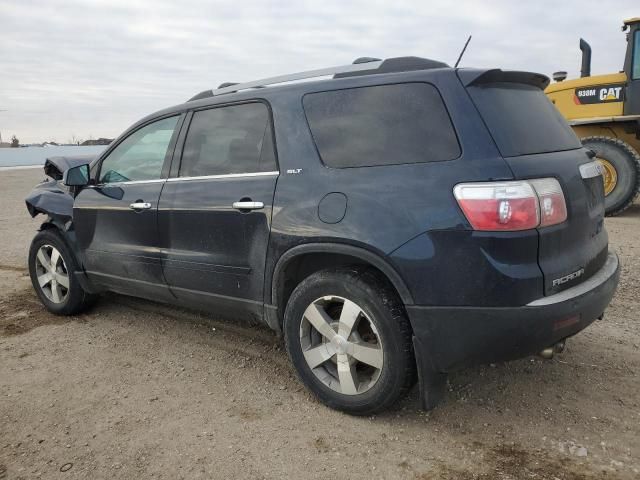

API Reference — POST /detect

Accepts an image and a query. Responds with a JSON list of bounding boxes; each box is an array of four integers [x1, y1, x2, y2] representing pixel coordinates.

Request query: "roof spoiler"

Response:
[[458, 69, 550, 90]]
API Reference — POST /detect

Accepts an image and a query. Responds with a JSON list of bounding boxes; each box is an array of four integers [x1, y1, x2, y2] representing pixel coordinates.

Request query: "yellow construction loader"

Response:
[[545, 17, 640, 215]]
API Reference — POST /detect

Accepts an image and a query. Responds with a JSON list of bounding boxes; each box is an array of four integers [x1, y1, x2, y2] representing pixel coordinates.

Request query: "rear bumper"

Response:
[[407, 252, 620, 373]]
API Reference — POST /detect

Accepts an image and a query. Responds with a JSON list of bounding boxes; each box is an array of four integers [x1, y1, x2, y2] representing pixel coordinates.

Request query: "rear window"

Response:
[[303, 83, 460, 168], [468, 82, 581, 157]]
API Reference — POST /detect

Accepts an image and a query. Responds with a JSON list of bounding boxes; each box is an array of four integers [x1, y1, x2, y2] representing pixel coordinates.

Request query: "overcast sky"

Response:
[[1, 0, 638, 144]]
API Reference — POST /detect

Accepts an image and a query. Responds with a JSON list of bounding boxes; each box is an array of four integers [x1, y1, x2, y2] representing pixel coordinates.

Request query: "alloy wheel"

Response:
[[299, 296, 384, 395], [34, 244, 69, 304]]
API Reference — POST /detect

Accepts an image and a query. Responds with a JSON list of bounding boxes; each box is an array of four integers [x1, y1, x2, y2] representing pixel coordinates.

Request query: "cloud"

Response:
[[0, 0, 637, 143]]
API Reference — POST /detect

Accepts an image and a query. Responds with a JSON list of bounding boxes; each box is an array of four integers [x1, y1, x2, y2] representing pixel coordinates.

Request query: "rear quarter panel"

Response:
[[264, 70, 531, 307]]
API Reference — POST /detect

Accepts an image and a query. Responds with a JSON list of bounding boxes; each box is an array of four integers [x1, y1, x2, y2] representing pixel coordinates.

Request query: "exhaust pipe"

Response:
[[539, 347, 554, 360], [539, 340, 567, 359], [580, 38, 591, 78]]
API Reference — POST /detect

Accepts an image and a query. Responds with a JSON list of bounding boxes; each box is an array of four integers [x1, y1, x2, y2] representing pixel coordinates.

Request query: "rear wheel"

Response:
[[28, 229, 95, 315], [581, 136, 640, 216], [283, 267, 416, 415]]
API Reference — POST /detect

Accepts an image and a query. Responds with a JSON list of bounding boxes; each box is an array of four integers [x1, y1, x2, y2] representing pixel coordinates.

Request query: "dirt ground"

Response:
[[0, 169, 638, 479]]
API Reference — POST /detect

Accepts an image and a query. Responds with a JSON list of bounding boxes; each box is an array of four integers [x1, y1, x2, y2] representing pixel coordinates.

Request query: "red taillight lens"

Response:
[[454, 182, 540, 231], [453, 179, 566, 231]]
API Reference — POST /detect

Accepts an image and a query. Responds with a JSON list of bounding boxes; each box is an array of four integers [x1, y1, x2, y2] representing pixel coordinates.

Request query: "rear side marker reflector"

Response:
[[579, 160, 605, 179], [453, 178, 567, 231], [553, 314, 580, 331]]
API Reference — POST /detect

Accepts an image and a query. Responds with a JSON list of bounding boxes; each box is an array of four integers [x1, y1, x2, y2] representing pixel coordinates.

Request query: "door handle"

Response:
[[232, 201, 264, 211], [129, 202, 152, 210]]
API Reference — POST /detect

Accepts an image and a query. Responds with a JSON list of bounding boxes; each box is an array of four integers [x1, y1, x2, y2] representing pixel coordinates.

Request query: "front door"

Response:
[[74, 115, 182, 300], [158, 102, 279, 319]]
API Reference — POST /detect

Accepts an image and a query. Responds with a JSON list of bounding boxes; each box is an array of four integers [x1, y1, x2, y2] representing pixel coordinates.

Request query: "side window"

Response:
[[303, 83, 460, 168], [99, 116, 179, 183], [634, 30, 640, 80], [180, 102, 277, 177]]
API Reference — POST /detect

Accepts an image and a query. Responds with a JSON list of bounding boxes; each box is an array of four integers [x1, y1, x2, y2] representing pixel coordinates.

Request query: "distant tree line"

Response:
[[81, 138, 113, 146], [67, 135, 113, 146], [2, 135, 112, 148]]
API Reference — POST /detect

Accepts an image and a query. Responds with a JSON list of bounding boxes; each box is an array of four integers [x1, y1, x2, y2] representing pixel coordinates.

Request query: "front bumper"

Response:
[[407, 252, 620, 374]]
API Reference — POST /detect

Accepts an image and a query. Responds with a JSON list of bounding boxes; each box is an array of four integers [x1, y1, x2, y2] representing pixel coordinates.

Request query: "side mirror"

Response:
[[63, 164, 90, 187]]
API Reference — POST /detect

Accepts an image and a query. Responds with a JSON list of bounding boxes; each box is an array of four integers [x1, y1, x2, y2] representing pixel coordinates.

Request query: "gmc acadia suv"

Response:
[[25, 57, 620, 414]]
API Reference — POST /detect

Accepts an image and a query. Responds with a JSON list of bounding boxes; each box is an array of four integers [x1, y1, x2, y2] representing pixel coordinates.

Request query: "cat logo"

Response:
[[574, 83, 625, 105], [599, 86, 623, 101]]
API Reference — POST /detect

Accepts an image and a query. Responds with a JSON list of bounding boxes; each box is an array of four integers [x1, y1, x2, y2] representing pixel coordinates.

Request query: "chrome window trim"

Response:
[[93, 178, 167, 187], [90, 171, 280, 186], [166, 171, 279, 182]]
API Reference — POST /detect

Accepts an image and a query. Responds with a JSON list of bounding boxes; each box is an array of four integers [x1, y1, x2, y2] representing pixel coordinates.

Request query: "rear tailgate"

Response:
[[463, 69, 608, 296], [505, 150, 607, 295]]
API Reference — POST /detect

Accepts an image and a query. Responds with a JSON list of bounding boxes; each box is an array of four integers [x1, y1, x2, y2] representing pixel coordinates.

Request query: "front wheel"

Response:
[[283, 267, 416, 415], [28, 229, 95, 315]]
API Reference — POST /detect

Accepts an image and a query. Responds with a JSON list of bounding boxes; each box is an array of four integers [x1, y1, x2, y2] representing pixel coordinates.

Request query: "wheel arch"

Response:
[[269, 243, 414, 329], [37, 219, 79, 254], [39, 218, 67, 233], [35, 220, 98, 294]]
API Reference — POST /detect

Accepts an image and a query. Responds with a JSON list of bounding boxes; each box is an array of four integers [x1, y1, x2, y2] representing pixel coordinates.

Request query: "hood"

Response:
[[43, 154, 97, 180]]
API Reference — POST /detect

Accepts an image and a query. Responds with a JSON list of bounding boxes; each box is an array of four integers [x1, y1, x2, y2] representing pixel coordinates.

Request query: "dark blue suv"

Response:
[[26, 57, 620, 414]]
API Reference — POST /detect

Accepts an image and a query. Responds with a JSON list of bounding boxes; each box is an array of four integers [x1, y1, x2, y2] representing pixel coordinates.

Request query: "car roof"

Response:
[[133, 56, 460, 126]]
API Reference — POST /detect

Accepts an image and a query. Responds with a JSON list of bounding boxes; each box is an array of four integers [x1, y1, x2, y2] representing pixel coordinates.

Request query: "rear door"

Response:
[[158, 101, 278, 319], [74, 115, 182, 300], [465, 73, 608, 296]]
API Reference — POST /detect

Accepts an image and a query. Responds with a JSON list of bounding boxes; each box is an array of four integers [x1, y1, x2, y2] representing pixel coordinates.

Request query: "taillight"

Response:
[[529, 178, 567, 227], [453, 178, 567, 231]]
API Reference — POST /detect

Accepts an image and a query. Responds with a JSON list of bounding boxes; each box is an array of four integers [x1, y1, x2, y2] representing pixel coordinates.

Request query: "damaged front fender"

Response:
[[25, 154, 97, 223], [25, 178, 74, 222], [24, 155, 102, 294]]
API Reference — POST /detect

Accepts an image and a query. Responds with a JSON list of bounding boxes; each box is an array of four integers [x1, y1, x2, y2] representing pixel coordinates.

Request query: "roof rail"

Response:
[[210, 59, 384, 96]]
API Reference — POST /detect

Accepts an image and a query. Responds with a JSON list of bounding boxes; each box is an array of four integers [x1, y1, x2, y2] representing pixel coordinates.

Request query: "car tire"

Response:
[[582, 136, 640, 216], [28, 229, 96, 315], [283, 267, 416, 415]]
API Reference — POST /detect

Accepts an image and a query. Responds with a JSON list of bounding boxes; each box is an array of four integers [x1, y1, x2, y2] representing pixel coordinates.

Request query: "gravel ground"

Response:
[[0, 169, 638, 479]]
